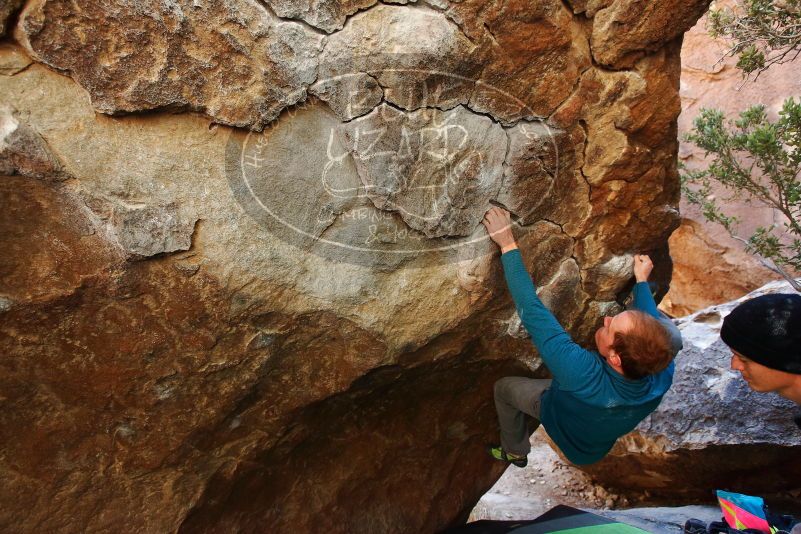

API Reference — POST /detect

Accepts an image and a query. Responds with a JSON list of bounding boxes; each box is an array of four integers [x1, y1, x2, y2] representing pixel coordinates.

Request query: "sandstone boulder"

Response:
[[0, 0, 23, 37], [430, 0, 590, 122], [661, 219, 783, 317], [0, 0, 708, 530], [15, 0, 324, 129], [263, 0, 384, 34], [582, 281, 801, 498], [0, 103, 68, 180], [313, 3, 487, 118], [569, 0, 713, 68], [0, 42, 29, 74], [338, 103, 507, 238]]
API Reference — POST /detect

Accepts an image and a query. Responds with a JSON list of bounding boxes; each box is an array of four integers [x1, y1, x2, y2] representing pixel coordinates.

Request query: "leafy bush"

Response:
[[682, 97, 801, 286], [708, 0, 801, 79]]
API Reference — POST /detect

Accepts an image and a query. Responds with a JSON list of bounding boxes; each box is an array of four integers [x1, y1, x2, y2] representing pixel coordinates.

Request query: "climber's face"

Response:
[[595, 311, 633, 360], [730, 350, 798, 394]]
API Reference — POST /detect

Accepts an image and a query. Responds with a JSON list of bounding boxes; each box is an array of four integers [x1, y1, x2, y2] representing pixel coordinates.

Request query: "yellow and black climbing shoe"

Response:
[[486, 445, 527, 468]]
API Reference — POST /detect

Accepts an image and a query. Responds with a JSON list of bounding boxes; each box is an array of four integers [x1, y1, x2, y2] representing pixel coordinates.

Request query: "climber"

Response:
[[480, 206, 682, 467], [720, 293, 801, 412]]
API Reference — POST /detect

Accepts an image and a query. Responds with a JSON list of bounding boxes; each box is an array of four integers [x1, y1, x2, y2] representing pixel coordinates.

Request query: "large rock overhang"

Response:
[[0, 0, 710, 531]]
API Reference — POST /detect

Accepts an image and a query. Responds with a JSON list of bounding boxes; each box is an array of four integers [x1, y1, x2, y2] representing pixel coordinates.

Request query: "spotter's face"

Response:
[[730, 351, 797, 393]]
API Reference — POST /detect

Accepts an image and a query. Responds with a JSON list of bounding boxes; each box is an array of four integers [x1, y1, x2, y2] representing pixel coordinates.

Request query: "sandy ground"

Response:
[[469, 429, 720, 533], [469, 428, 646, 522], [468, 429, 801, 532]]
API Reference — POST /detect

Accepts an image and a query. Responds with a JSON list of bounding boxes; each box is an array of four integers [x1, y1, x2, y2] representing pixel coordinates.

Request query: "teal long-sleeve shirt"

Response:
[[500, 248, 675, 465]]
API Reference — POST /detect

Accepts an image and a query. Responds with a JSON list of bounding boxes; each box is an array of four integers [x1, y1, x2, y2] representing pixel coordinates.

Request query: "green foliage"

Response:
[[707, 0, 801, 78], [681, 97, 801, 271]]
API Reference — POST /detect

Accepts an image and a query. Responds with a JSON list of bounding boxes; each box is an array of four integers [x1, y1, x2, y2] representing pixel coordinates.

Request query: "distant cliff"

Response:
[[662, 0, 801, 317]]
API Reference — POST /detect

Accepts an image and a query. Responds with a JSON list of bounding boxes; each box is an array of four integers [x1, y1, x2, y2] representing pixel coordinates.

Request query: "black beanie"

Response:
[[720, 293, 801, 374]]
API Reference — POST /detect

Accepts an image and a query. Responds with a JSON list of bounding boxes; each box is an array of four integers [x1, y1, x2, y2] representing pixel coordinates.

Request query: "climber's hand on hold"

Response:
[[482, 207, 517, 253], [633, 254, 653, 283]]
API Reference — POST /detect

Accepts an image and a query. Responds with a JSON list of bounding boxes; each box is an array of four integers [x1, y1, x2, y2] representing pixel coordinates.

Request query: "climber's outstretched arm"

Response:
[[482, 207, 602, 392]]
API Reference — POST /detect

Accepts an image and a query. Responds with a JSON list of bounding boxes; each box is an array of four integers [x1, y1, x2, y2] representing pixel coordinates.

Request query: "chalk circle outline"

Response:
[[227, 65, 561, 260]]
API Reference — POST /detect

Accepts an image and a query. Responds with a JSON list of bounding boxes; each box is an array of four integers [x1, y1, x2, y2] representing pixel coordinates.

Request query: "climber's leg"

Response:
[[493, 377, 552, 457]]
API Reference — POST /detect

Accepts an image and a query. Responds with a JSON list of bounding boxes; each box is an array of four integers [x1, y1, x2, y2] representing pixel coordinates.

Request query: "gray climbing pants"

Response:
[[493, 377, 552, 457]]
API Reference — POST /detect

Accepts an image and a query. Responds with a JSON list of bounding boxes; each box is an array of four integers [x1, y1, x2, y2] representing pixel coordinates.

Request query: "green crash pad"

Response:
[[443, 505, 651, 534]]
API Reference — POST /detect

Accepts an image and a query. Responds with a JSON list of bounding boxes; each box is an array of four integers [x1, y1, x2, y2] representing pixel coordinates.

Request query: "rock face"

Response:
[[0, 1, 706, 532], [15, 0, 324, 129], [568, 0, 712, 67], [662, 0, 801, 316], [0, 103, 68, 180], [583, 281, 801, 498], [0, 0, 24, 37], [660, 219, 783, 317], [337, 103, 508, 238]]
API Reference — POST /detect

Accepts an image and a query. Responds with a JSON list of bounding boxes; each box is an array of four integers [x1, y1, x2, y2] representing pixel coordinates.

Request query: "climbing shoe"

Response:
[[486, 445, 527, 468]]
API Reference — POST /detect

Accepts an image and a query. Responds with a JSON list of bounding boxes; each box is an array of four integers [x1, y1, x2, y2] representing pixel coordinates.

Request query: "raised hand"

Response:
[[633, 254, 653, 283], [482, 206, 517, 252]]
